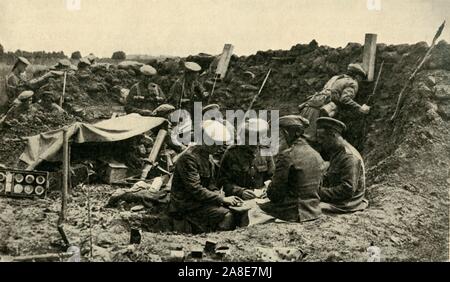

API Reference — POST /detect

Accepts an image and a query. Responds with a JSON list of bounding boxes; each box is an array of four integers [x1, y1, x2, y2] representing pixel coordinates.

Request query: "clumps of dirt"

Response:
[[0, 111, 79, 167], [1, 39, 449, 262]]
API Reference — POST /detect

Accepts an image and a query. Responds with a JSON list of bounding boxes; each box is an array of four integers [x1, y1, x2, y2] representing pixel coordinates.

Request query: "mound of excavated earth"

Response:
[[1, 40, 449, 261]]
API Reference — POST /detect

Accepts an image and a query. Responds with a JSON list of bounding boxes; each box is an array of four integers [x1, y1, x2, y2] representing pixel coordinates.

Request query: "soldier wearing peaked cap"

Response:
[[169, 61, 209, 116], [125, 65, 166, 116], [78, 57, 91, 69], [275, 115, 310, 155], [169, 120, 242, 233], [259, 115, 325, 222], [77, 57, 92, 79], [316, 117, 369, 213], [299, 62, 370, 142], [5, 57, 58, 108], [5, 57, 31, 106]]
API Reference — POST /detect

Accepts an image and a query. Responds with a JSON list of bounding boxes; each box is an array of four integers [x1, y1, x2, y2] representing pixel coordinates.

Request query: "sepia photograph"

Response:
[[0, 0, 449, 267]]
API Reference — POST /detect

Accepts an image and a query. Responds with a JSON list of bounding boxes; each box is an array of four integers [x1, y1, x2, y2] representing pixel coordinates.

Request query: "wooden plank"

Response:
[[215, 44, 234, 79], [363, 33, 377, 81]]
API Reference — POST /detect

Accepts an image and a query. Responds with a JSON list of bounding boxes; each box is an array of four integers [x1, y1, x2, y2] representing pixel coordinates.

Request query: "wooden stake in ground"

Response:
[[57, 128, 70, 247], [208, 44, 234, 103], [362, 33, 378, 82], [215, 44, 234, 80], [59, 71, 67, 107], [391, 21, 445, 121]]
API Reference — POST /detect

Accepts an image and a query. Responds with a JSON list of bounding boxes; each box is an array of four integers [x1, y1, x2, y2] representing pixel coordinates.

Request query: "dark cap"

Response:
[[316, 117, 347, 133], [278, 115, 310, 129]]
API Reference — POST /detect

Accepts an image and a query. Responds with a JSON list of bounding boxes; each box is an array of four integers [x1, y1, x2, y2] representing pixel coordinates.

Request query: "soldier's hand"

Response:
[[242, 190, 257, 200], [359, 104, 371, 114], [222, 196, 243, 206]]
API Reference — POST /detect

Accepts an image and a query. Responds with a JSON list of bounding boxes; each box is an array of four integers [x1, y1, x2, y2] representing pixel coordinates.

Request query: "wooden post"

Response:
[[59, 71, 67, 107], [57, 128, 70, 246], [215, 44, 234, 79], [62, 128, 69, 218], [363, 34, 377, 81]]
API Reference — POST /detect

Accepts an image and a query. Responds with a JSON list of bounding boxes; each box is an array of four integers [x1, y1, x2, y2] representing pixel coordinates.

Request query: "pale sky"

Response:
[[1, 0, 449, 57]]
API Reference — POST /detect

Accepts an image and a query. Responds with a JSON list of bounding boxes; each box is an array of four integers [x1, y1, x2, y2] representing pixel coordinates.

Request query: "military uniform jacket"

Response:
[[169, 146, 222, 214], [219, 146, 275, 197], [168, 78, 207, 111], [265, 138, 324, 222], [125, 81, 166, 115], [306, 74, 362, 111], [5, 72, 27, 102], [319, 140, 368, 212]]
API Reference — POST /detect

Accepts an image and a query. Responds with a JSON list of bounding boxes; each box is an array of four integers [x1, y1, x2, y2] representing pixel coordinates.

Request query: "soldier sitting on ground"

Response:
[[259, 115, 325, 222], [168, 120, 242, 233], [219, 118, 275, 200], [316, 117, 369, 213]]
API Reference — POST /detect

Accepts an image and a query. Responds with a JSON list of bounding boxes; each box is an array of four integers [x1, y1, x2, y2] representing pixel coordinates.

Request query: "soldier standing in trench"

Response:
[[125, 65, 166, 116], [299, 63, 371, 142], [168, 61, 209, 118]]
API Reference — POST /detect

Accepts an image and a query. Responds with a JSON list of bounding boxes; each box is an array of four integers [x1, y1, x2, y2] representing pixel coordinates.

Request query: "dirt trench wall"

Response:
[[196, 40, 450, 182]]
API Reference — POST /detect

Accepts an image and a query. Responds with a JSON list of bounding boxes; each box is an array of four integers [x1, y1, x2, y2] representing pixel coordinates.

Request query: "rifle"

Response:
[[391, 21, 445, 121], [362, 61, 384, 139], [366, 60, 384, 106]]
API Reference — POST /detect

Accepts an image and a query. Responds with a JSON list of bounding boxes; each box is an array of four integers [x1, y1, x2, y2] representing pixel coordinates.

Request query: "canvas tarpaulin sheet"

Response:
[[20, 113, 166, 168]]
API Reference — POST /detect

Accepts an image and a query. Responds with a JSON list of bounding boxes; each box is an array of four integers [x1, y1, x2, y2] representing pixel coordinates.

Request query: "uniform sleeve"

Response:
[[28, 73, 51, 90], [219, 150, 246, 198], [319, 155, 359, 202], [177, 154, 223, 204], [267, 152, 291, 202], [6, 74, 27, 100], [339, 80, 362, 110]]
